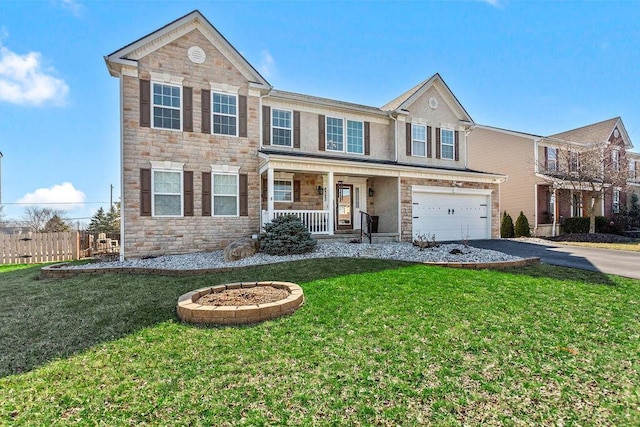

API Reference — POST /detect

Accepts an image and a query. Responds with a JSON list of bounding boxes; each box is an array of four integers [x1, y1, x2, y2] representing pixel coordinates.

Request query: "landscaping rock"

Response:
[[223, 238, 259, 262]]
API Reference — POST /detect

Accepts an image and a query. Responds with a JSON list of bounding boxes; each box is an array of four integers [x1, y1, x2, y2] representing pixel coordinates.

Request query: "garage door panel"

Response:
[[412, 191, 490, 241]]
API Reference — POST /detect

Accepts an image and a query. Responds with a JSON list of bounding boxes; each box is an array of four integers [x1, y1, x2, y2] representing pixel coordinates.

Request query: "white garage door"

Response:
[[412, 188, 490, 241]]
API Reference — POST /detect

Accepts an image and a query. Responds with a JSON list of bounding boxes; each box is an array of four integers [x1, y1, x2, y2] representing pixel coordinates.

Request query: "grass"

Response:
[[1, 260, 639, 425], [551, 240, 640, 252]]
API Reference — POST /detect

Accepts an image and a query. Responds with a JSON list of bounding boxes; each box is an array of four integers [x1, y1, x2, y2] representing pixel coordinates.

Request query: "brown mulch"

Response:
[[544, 233, 636, 243], [196, 286, 289, 306]]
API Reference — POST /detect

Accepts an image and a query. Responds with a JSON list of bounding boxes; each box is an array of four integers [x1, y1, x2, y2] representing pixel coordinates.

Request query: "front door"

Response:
[[336, 184, 353, 230]]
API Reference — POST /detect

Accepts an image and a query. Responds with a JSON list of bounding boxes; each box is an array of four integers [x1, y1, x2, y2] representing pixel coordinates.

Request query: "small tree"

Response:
[[87, 207, 108, 232], [0, 205, 7, 230], [22, 207, 66, 232], [260, 214, 316, 255], [43, 215, 71, 232], [629, 193, 640, 221], [500, 211, 514, 238], [514, 211, 531, 237], [105, 202, 121, 233], [88, 202, 121, 233]]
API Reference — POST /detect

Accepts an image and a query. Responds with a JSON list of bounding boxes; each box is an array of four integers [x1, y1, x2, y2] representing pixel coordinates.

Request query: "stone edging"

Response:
[[177, 281, 304, 325], [40, 257, 541, 280]]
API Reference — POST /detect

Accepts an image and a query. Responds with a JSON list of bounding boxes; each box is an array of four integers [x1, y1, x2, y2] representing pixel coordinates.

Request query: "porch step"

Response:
[[313, 232, 400, 244]]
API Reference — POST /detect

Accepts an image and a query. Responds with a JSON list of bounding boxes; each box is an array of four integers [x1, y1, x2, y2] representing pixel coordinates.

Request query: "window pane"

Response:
[[326, 117, 343, 151], [213, 174, 237, 195], [154, 171, 181, 193], [152, 83, 181, 129], [412, 124, 426, 156], [413, 140, 426, 156], [347, 120, 363, 153], [214, 196, 237, 215], [441, 129, 454, 159], [272, 128, 292, 146], [272, 109, 291, 128], [213, 115, 237, 136], [154, 194, 181, 216], [273, 180, 292, 201]]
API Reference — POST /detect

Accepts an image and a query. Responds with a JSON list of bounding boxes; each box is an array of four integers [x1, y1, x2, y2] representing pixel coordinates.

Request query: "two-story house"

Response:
[[105, 10, 504, 259], [469, 117, 634, 236]]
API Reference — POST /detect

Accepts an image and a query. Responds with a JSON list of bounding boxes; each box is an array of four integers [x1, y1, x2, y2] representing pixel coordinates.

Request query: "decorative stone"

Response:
[[223, 238, 259, 262]]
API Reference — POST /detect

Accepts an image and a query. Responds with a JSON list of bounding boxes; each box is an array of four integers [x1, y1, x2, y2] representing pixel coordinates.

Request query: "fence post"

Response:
[[73, 231, 80, 260]]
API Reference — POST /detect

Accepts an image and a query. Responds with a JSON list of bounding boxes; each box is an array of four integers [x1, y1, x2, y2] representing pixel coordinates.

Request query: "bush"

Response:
[[500, 211, 514, 238], [260, 214, 317, 255], [514, 211, 531, 237], [562, 216, 607, 234]]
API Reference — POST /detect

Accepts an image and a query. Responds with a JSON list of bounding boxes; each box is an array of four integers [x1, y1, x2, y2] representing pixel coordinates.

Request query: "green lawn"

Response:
[[1, 260, 639, 425]]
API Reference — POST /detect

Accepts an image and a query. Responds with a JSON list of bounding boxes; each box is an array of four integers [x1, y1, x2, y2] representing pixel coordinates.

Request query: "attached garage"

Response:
[[412, 186, 491, 241]]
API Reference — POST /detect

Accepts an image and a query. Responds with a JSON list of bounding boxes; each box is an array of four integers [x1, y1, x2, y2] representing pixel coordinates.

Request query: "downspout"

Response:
[[552, 186, 558, 237], [119, 75, 125, 261], [389, 113, 398, 162]]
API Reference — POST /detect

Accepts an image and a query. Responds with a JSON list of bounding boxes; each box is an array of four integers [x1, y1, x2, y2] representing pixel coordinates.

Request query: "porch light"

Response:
[[317, 186, 324, 196], [368, 187, 375, 197]]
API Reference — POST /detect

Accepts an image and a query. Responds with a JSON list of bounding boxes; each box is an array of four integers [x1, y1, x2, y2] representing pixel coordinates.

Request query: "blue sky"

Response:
[[1, 0, 639, 223]]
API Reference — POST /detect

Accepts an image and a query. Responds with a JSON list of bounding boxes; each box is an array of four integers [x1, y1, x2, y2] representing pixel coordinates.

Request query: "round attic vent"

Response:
[[188, 46, 206, 64], [428, 97, 439, 109]]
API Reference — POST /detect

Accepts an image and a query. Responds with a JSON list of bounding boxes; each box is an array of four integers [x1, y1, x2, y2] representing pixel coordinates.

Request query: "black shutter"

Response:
[[427, 126, 432, 158], [364, 121, 370, 155], [140, 168, 151, 216], [318, 115, 325, 151], [262, 106, 271, 145], [239, 174, 248, 216], [140, 80, 151, 128], [435, 127, 441, 159], [201, 90, 211, 134], [455, 130, 460, 161], [293, 111, 301, 148], [544, 147, 548, 169], [406, 122, 412, 156], [294, 180, 301, 202], [239, 95, 247, 137], [183, 87, 193, 132], [202, 172, 211, 216], [183, 171, 193, 216]]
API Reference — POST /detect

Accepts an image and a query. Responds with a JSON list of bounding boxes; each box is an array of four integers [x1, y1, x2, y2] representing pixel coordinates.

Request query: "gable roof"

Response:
[[104, 10, 271, 89], [549, 117, 632, 148], [381, 73, 474, 123], [269, 89, 387, 116]]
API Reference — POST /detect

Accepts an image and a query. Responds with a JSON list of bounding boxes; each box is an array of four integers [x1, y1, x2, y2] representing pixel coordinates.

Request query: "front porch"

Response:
[[536, 184, 605, 236]]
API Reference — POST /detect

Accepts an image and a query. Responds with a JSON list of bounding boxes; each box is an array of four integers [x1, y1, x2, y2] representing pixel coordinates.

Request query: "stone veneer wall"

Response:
[[122, 29, 261, 258], [400, 178, 500, 242]]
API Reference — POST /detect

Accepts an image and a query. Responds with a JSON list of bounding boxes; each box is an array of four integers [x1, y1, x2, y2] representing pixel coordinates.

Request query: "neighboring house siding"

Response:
[[121, 29, 260, 257], [467, 128, 538, 226]]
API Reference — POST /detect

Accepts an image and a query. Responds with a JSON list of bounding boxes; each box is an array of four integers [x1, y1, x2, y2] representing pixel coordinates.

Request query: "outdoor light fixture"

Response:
[[317, 185, 324, 196], [368, 187, 375, 197]]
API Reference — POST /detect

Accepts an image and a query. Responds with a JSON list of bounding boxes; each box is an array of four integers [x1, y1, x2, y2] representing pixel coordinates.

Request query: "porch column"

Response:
[[328, 171, 334, 235], [267, 167, 275, 221], [552, 187, 558, 237]]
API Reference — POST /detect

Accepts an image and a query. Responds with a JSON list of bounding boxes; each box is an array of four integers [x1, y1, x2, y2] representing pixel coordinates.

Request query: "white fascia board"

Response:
[[474, 124, 541, 140]]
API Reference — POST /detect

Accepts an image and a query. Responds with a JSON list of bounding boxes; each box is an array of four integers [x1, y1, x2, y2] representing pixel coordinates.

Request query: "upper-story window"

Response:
[[440, 129, 455, 160], [273, 180, 293, 202], [326, 117, 344, 151], [612, 149, 620, 171], [326, 117, 363, 154], [547, 147, 558, 171], [152, 169, 183, 216], [629, 160, 637, 181], [152, 83, 181, 130], [213, 93, 237, 136], [272, 109, 292, 147], [569, 151, 579, 173], [412, 124, 426, 157], [613, 189, 620, 214], [212, 173, 238, 216]]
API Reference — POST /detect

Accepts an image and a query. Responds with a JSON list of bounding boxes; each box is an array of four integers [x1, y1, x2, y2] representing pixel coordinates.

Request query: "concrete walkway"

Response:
[[471, 239, 640, 280]]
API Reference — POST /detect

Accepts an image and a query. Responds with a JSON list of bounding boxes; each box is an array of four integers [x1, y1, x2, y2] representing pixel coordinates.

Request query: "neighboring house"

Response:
[[628, 151, 640, 211], [105, 10, 504, 259], [469, 117, 635, 236]]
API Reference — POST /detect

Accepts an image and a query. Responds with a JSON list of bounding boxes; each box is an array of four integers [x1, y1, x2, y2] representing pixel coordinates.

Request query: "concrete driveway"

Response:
[[471, 239, 640, 280]]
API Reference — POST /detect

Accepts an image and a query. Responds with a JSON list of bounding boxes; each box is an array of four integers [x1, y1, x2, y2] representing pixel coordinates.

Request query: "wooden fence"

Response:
[[1, 232, 80, 265]]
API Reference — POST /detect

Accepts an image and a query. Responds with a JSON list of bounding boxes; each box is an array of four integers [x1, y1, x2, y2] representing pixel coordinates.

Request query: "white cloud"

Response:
[[59, 0, 84, 17], [17, 183, 86, 210], [258, 50, 276, 79], [0, 43, 69, 106]]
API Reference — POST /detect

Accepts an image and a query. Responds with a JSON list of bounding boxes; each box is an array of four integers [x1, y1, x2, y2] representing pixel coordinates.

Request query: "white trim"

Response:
[[149, 71, 184, 85], [210, 164, 240, 174], [151, 81, 183, 131], [273, 179, 294, 202], [150, 160, 185, 171], [119, 76, 125, 261], [151, 168, 184, 217], [271, 108, 293, 147], [209, 82, 240, 94], [412, 185, 492, 196], [212, 91, 239, 137], [440, 128, 455, 160], [212, 172, 240, 217], [411, 123, 427, 157], [346, 119, 364, 155]]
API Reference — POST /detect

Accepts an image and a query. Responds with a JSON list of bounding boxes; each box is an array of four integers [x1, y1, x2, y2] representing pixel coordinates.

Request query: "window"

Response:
[[153, 170, 182, 216], [441, 129, 455, 160], [547, 147, 558, 171], [612, 149, 620, 171], [346, 120, 363, 154], [213, 93, 237, 136], [272, 109, 292, 146], [613, 189, 620, 214], [152, 83, 181, 130], [326, 117, 344, 151], [273, 180, 293, 202], [213, 174, 238, 216], [629, 160, 636, 180], [570, 151, 579, 173], [412, 124, 426, 157], [571, 193, 581, 217]]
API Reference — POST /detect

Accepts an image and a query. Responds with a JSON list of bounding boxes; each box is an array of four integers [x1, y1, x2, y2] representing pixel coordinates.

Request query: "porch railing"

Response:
[[263, 210, 330, 234], [360, 211, 373, 244]]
